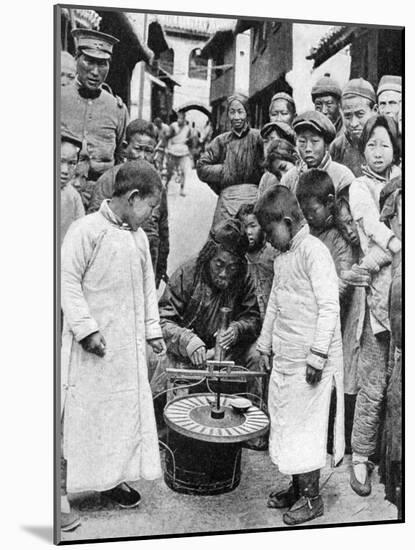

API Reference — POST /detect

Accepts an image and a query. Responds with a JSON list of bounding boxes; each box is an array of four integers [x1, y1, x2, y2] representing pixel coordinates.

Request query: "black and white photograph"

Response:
[[55, 3, 403, 544]]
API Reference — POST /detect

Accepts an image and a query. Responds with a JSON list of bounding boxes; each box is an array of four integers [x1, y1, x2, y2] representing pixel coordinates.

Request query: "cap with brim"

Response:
[[311, 75, 342, 101], [293, 110, 336, 144], [72, 28, 119, 60], [61, 133, 83, 150], [342, 78, 376, 103], [260, 121, 296, 145], [377, 75, 402, 97]]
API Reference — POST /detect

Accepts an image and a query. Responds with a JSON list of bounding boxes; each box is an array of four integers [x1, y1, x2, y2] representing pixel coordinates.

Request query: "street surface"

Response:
[[62, 169, 398, 542]]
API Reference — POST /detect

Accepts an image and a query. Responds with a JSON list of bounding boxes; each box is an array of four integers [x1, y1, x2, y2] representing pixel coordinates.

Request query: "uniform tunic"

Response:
[[61, 81, 128, 180], [61, 200, 162, 493], [257, 225, 344, 474]]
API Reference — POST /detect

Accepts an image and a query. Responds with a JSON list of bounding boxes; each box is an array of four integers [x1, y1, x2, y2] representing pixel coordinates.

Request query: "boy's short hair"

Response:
[[296, 169, 335, 207], [359, 114, 401, 164], [254, 185, 304, 227], [236, 203, 256, 221], [126, 119, 157, 143], [334, 194, 351, 220], [113, 159, 162, 198]]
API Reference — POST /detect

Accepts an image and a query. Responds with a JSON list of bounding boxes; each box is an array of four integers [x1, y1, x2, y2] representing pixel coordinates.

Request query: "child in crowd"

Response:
[[60, 135, 85, 245], [296, 169, 353, 299], [236, 203, 277, 321], [347, 114, 401, 497], [61, 161, 166, 530], [89, 119, 170, 287], [255, 185, 344, 526], [281, 110, 354, 196], [258, 121, 298, 196]]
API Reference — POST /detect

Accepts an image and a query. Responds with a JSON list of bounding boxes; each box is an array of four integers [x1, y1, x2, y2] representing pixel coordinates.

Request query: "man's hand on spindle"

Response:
[[218, 326, 236, 350], [190, 346, 207, 368]]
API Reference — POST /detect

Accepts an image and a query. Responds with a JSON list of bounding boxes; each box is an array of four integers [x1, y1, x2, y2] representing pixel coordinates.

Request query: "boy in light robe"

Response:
[[61, 160, 166, 530]]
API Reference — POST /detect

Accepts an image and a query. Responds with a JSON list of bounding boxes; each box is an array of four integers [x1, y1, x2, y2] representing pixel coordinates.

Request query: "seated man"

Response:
[[153, 219, 263, 402]]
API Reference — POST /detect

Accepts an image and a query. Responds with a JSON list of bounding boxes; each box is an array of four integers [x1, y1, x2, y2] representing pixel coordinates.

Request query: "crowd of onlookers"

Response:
[[60, 29, 402, 532]]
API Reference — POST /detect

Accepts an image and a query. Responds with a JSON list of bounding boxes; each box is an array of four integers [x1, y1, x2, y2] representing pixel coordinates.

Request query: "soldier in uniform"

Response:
[[61, 29, 128, 208]]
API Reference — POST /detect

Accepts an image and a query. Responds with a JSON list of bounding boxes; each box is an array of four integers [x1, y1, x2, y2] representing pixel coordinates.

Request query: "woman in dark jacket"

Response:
[[197, 94, 264, 228]]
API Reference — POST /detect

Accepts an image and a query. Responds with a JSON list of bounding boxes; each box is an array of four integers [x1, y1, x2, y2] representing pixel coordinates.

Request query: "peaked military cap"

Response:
[[72, 28, 119, 60]]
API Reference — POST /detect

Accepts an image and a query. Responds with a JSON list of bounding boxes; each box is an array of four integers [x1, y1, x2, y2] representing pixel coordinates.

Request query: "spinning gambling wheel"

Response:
[[164, 393, 269, 444]]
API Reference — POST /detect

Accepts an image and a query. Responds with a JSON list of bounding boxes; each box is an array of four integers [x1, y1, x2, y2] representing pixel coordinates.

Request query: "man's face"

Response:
[[126, 190, 161, 231], [364, 125, 394, 176], [342, 95, 376, 144], [264, 220, 292, 252], [228, 100, 247, 132], [269, 99, 294, 126], [60, 142, 79, 188], [296, 129, 327, 168], [209, 248, 241, 290], [177, 112, 186, 127], [76, 53, 110, 91], [337, 204, 360, 247], [378, 90, 401, 123], [125, 133, 155, 164], [61, 57, 76, 87], [314, 94, 341, 125], [242, 214, 264, 251], [300, 197, 330, 232]]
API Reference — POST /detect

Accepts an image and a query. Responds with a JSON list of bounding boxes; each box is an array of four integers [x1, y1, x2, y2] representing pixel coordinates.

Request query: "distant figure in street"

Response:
[[255, 185, 344, 526], [281, 110, 354, 196], [61, 51, 76, 87], [60, 135, 85, 246], [153, 116, 170, 175], [311, 73, 344, 137], [189, 121, 201, 166], [61, 161, 166, 529], [166, 110, 191, 196], [197, 93, 264, 228], [268, 92, 296, 127], [89, 119, 170, 288], [330, 78, 377, 177], [258, 121, 298, 195], [61, 29, 129, 208]]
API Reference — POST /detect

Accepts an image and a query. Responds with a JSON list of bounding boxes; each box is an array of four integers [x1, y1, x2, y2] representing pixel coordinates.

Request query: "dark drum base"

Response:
[[164, 428, 242, 495]]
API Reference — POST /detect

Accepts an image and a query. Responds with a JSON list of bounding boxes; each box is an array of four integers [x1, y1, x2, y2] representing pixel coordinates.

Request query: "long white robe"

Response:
[[257, 225, 344, 475], [61, 201, 162, 493]]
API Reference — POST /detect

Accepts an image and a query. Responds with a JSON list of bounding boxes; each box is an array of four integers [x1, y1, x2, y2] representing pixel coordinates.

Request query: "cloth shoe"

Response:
[[283, 470, 324, 525], [268, 476, 298, 509], [101, 482, 141, 508], [350, 460, 375, 496], [61, 509, 81, 532]]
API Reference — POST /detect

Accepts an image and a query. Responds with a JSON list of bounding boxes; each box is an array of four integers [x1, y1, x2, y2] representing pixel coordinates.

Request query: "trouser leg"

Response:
[[351, 312, 390, 457]]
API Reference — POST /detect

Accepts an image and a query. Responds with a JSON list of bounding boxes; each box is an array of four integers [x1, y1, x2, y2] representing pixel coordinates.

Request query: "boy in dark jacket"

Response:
[[89, 119, 169, 286]]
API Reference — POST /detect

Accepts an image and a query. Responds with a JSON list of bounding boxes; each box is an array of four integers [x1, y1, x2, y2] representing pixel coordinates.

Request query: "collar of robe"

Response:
[[75, 78, 102, 99], [99, 200, 132, 230], [288, 222, 308, 251], [361, 164, 392, 184], [231, 123, 250, 139]]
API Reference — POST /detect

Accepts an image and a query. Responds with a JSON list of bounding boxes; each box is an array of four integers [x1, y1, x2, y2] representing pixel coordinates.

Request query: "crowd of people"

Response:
[[60, 28, 402, 533]]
